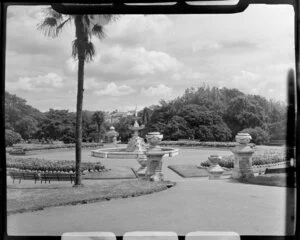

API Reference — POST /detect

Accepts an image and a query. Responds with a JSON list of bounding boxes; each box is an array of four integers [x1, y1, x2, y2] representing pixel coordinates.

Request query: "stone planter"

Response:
[[145, 132, 165, 181], [207, 155, 224, 180], [231, 133, 255, 179], [146, 132, 163, 150]]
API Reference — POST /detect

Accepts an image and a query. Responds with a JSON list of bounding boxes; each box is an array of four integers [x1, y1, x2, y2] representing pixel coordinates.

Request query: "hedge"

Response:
[[200, 151, 286, 169], [7, 142, 104, 153], [7, 157, 106, 173], [159, 140, 238, 148]]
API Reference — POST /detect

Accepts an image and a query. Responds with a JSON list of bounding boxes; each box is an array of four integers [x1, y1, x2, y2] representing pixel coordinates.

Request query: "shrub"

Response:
[[6, 157, 106, 173], [5, 129, 22, 147], [200, 149, 286, 169], [240, 127, 270, 145]]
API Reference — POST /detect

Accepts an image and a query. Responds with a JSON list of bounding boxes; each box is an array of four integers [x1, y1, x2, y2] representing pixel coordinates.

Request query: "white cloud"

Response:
[[233, 70, 261, 81], [107, 15, 172, 45], [7, 72, 63, 91], [94, 82, 135, 97], [141, 84, 172, 98], [90, 45, 181, 77]]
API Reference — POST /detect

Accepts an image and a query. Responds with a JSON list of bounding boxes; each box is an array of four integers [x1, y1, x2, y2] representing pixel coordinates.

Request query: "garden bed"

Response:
[[7, 142, 104, 153], [160, 140, 239, 148], [6, 156, 106, 173]]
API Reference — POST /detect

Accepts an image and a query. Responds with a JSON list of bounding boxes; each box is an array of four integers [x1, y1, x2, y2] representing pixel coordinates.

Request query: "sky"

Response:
[[5, 4, 295, 112]]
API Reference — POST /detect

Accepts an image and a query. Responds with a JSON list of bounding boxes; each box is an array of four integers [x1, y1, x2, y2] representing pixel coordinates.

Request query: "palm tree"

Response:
[[92, 111, 105, 142], [38, 8, 115, 186]]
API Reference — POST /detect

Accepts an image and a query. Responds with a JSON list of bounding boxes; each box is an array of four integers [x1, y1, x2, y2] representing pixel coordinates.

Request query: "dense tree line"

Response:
[[138, 85, 286, 144], [5, 85, 286, 146], [5, 92, 108, 145]]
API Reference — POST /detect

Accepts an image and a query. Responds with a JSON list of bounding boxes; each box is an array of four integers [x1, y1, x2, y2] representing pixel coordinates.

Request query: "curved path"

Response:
[[8, 179, 294, 236], [7, 146, 294, 236]]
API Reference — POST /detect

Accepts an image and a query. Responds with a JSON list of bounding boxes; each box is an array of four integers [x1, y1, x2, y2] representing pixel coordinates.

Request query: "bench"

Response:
[[40, 173, 75, 183], [8, 171, 40, 183]]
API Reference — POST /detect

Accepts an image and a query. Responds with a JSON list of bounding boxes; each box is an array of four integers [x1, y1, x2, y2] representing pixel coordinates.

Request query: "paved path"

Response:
[[7, 146, 295, 236], [8, 179, 294, 236]]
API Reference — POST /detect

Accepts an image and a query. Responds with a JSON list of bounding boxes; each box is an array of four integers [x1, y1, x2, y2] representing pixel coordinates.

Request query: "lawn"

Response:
[[237, 173, 296, 188], [7, 179, 173, 215]]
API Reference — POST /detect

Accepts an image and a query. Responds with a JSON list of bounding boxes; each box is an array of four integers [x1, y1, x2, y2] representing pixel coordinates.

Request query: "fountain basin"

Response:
[[91, 147, 179, 159]]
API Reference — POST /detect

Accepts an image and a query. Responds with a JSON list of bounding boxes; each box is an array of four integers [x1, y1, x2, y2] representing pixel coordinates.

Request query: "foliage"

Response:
[[7, 142, 104, 152], [200, 148, 286, 168], [7, 157, 105, 172], [160, 140, 237, 148], [240, 127, 270, 145], [5, 129, 22, 147]]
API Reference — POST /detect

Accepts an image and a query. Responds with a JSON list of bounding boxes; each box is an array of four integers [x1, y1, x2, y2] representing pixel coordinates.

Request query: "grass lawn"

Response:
[[7, 179, 173, 215], [237, 173, 296, 188]]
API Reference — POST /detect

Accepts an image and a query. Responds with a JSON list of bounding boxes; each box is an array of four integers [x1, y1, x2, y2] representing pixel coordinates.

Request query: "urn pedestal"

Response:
[[145, 132, 164, 182], [231, 133, 255, 179], [207, 155, 224, 180]]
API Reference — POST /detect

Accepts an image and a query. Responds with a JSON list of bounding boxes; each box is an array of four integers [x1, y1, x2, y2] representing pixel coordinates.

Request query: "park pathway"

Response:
[[8, 178, 294, 236]]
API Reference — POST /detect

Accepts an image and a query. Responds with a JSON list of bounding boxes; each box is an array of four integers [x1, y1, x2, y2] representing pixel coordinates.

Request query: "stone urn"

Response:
[[145, 132, 165, 182], [207, 155, 224, 180], [208, 155, 222, 166], [235, 132, 252, 145], [231, 132, 255, 179], [146, 132, 163, 150]]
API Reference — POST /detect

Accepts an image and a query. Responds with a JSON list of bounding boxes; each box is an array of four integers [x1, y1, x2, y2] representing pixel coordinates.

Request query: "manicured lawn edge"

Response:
[[7, 180, 175, 215], [235, 174, 296, 188]]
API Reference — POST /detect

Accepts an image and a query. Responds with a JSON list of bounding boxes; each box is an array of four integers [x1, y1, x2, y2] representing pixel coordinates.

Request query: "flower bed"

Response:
[[160, 140, 238, 148], [7, 142, 104, 153], [200, 150, 286, 169], [7, 157, 106, 173]]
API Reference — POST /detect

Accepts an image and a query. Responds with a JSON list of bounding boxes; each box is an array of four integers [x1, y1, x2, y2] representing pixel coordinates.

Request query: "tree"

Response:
[[5, 129, 22, 147], [38, 11, 115, 186], [92, 111, 105, 142], [15, 117, 38, 140]]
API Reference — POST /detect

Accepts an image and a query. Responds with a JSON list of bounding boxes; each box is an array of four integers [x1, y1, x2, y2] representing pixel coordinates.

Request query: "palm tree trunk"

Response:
[[74, 16, 86, 186], [74, 57, 85, 186]]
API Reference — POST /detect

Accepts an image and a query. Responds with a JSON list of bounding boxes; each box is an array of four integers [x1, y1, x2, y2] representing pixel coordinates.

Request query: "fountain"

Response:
[[91, 109, 178, 161]]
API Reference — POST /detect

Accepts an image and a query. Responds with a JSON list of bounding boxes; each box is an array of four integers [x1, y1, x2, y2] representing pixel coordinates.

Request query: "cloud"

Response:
[[6, 72, 64, 91], [233, 70, 261, 81], [86, 45, 181, 78], [94, 82, 135, 96], [141, 84, 172, 98], [106, 15, 172, 46]]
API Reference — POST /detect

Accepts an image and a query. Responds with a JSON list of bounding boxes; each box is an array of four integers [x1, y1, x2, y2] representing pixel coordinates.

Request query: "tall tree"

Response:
[[92, 111, 105, 142], [38, 8, 115, 186]]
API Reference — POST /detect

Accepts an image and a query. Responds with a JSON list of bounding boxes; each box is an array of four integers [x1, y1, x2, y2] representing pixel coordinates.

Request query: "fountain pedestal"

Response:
[[231, 133, 255, 179], [145, 132, 164, 182]]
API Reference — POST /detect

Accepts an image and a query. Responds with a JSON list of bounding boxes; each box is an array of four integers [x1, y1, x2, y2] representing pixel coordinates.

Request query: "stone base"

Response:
[[136, 166, 147, 177], [150, 172, 164, 182], [232, 169, 254, 179]]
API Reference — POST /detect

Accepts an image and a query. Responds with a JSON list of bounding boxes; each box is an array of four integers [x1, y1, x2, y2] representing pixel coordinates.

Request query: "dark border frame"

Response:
[[0, 1, 298, 240]]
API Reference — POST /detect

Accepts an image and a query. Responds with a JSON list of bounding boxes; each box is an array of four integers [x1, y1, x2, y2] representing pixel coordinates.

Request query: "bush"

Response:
[[200, 149, 286, 169], [240, 127, 270, 145], [5, 129, 22, 147], [6, 157, 106, 173], [160, 140, 237, 148]]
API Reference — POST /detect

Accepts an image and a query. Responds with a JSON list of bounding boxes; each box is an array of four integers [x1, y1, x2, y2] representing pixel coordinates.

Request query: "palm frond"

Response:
[[37, 7, 71, 37], [72, 39, 80, 60], [37, 17, 60, 37], [72, 39, 95, 62], [91, 25, 105, 39], [85, 42, 96, 62], [56, 17, 71, 36]]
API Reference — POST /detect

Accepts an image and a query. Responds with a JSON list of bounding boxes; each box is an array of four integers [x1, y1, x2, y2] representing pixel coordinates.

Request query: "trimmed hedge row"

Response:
[[8, 142, 104, 152], [7, 157, 106, 173], [200, 151, 286, 169], [160, 140, 239, 148]]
